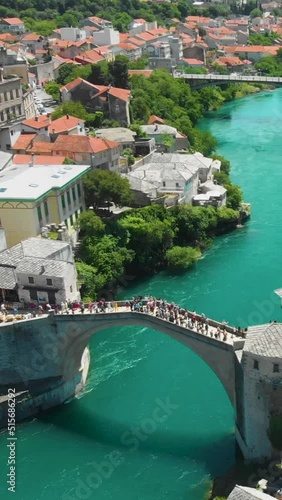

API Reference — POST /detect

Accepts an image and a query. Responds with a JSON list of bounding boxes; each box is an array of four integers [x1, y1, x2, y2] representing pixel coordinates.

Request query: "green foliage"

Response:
[[130, 123, 147, 138], [211, 154, 231, 175], [250, 30, 279, 45], [76, 261, 100, 300], [51, 101, 88, 121], [128, 56, 149, 70], [63, 157, 76, 165], [165, 246, 201, 269], [268, 415, 282, 449], [76, 211, 105, 238], [122, 148, 135, 166], [83, 170, 134, 209], [255, 50, 282, 76], [108, 55, 129, 89], [160, 132, 176, 150], [44, 82, 60, 101], [250, 7, 263, 18]]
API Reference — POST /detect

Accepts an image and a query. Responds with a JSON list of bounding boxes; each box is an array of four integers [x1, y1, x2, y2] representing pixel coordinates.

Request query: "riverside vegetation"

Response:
[[66, 60, 246, 300]]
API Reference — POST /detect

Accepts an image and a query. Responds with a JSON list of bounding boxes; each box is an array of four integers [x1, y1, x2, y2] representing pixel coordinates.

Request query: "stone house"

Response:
[[0, 18, 25, 34], [52, 135, 122, 170], [140, 124, 189, 152], [0, 238, 80, 305], [60, 78, 131, 126]]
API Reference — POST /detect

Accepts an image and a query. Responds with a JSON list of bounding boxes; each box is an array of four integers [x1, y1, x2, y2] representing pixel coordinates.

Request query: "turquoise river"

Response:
[[1, 89, 282, 500]]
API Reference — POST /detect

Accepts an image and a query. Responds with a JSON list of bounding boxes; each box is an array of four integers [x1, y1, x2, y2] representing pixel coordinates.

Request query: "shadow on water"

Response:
[[38, 402, 235, 477]]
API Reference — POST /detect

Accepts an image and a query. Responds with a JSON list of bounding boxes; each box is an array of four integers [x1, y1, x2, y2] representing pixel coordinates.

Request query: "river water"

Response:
[[1, 89, 282, 500]]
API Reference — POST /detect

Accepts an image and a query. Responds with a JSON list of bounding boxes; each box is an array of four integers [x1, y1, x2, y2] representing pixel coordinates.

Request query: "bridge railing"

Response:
[[103, 299, 244, 338], [173, 72, 282, 84]]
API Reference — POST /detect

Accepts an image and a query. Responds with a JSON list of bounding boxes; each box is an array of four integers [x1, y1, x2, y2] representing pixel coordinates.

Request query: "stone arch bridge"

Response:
[[0, 301, 280, 460]]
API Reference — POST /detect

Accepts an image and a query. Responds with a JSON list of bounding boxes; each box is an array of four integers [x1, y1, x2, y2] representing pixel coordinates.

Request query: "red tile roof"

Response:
[[115, 42, 139, 51], [2, 17, 23, 25], [0, 33, 18, 42], [49, 115, 85, 134], [108, 87, 131, 102], [127, 37, 146, 47], [217, 56, 244, 66], [224, 45, 279, 54], [52, 135, 120, 154], [60, 77, 98, 92], [134, 32, 156, 41], [22, 32, 41, 41], [74, 49, 105, 64], [134, 18, 146, 23], [129, 69, 153, 77], [120, 33, 130, 42], [13, 154, 66, 164], [148, 115, 165, 125], [12, 133, 36, 151], [22, 115, 50, 129], [28, 142, 54, 154], [181, 57, 204, 65]]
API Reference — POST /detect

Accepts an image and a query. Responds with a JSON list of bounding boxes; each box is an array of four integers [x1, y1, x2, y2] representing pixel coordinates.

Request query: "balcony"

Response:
[[0, 114, 25, 127]]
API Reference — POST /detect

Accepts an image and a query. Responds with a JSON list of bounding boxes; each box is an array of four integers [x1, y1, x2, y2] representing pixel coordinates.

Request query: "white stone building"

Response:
[[227, 485, 274, 499], [0, 237, 80, 305]]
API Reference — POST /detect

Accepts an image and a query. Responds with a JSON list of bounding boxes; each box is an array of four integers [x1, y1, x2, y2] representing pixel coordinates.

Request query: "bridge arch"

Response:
[[56, 312, 236, 405]]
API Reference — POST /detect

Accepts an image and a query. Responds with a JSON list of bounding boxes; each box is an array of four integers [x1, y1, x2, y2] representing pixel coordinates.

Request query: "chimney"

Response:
[[30, 139, 34, 148], [66, 114, 69, 119], [35, 116, 38, 122], [29, 153, 35, 167], [52, 128, 55, 134], [40, 265, 45, 275]]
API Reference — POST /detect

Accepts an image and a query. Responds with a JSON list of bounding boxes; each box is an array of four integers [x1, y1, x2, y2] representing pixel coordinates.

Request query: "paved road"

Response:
[[33, 86, 57, 115]]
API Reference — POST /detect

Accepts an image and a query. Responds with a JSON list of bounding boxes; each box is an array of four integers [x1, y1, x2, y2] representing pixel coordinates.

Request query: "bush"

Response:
[[165, 246, 201, 270]]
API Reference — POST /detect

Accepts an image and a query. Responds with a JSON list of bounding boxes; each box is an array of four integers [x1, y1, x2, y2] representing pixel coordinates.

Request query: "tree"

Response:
[[56, 63, 77, 85], [211, 154, 231, 176], [160, 132, 176, 151], [83, 170, 134, 209], [63, 157, 76, 165], [76, 211, 105, 238], [44, 82, 60, 101], [130, 123, 147, 138], [122, 148, 135, 166], [226, 184, 243, 210], [109, 55, 129, 89], [165, 246, 201, 270], [51, 101, 88, 121], [88, 63, 109, 86], [250, 7, 263, 18]]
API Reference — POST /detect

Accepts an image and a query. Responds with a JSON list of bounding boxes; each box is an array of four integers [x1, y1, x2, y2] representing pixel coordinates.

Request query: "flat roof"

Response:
[[0, 163, 91, 202]]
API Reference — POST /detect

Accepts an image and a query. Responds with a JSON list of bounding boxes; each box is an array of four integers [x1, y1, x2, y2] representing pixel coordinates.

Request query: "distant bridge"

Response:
[[173, 72, 282, 88]]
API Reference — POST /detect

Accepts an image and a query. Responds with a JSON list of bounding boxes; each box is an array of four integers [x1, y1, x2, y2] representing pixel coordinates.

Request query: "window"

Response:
[[37, 206, 42, 222], [162, 181, 166, 187], [70, 214, 73, 227], [253, 360, 259, 370], [70, 285, 73, 293], [46, 279, 52, 286], [72, 186, 76, 202], [67, 190, 71, 206], [44, 201, 49, 218], [61, 194, 66, 210], [30, 289, 37, 300], [28, 277, 34, 284], [11, 130, 13, 136], [6, 144, 10, 150], [4, 92, 8, 102], [175, 182, 179, 188], [77, 184, 81, 198], [273, 363, 279, 373], [75, 210, 78, 220]]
